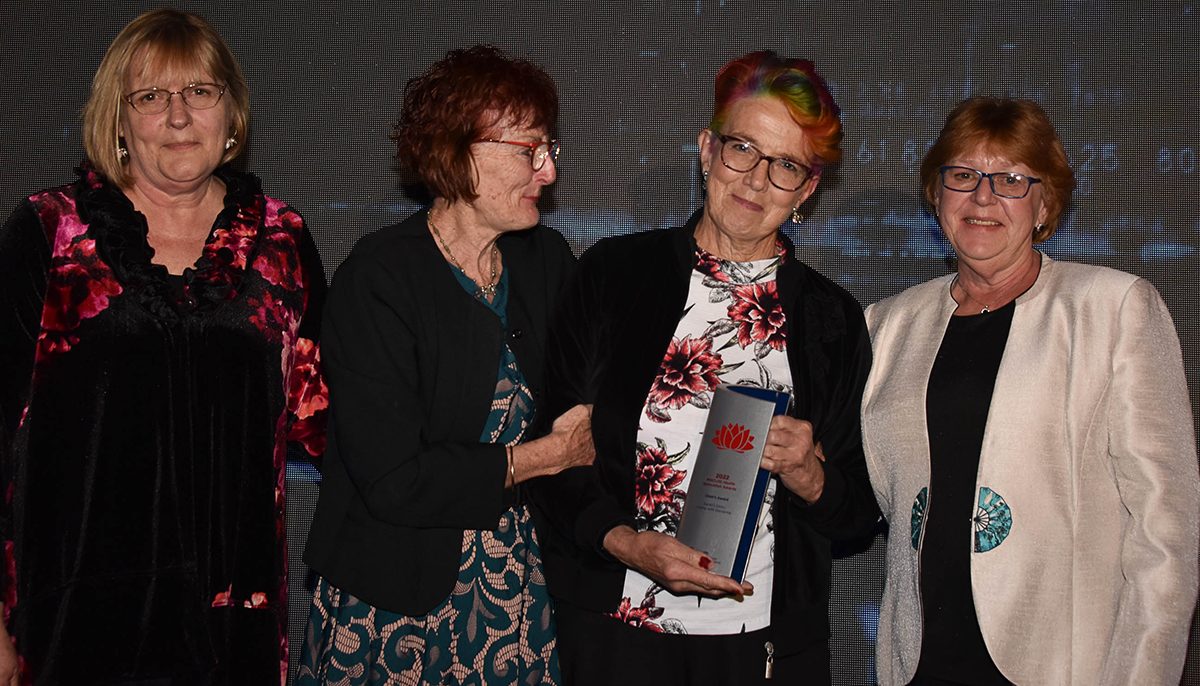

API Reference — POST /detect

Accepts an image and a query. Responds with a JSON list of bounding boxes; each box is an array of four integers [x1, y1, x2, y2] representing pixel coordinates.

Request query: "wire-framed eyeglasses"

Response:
[[939, 165, 1042, 199], [476, 138, 560, 171], [713, 132, 813, 192], [123, 83, 227, 115]]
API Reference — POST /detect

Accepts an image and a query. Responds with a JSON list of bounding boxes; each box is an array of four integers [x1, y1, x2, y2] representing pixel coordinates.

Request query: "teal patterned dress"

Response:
[[296, 269, 560, 685]]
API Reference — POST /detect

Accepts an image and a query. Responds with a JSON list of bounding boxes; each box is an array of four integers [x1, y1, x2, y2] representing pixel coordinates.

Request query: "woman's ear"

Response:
[[696, 128, 715, 174]]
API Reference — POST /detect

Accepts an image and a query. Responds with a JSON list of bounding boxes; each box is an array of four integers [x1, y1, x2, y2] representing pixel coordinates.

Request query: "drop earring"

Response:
[[224, 136, 237, 151], [791, 207, 804, 224], [117, 146, 129, 161]]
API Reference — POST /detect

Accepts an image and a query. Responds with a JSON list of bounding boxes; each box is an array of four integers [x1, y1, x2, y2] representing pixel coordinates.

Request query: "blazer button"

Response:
[[510, 329, 523, 339]]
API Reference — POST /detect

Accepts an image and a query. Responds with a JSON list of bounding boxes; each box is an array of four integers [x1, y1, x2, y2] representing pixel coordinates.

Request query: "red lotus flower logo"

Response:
[[712, 423, 755, 453]]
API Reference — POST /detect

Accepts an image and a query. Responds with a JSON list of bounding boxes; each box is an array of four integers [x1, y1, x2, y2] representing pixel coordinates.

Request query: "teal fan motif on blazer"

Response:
[[973, 486, 1012, 552], [910, 487, 928, 550]]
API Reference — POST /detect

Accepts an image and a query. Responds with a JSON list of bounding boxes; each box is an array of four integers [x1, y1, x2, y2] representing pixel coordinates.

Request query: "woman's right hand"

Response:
[[547, 403, 595, 470], [510, 404, 594, 484], [602, 525, 753, 599]]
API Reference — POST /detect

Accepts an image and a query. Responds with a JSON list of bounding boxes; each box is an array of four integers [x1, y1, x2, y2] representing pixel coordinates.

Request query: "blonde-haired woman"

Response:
[[0, 9, 325, 683]]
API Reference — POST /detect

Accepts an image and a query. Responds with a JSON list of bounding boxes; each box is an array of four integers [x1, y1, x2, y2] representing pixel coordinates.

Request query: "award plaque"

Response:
[[675, 384, 791, 582]]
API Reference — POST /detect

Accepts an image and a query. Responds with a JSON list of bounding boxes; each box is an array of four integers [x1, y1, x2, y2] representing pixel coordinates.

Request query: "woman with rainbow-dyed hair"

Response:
[[532, 51, 878, 685]]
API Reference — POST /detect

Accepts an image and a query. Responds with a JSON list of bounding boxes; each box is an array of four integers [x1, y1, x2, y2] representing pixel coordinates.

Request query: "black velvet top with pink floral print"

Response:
[[0, 164, 327, 684]]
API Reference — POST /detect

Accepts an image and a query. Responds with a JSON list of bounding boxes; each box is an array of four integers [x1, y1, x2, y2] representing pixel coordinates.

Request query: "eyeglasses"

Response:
[[123, 83, 227, 115], [476, 138, 560, 171], [712, 132, 813, 192], [939, 165, 1042, 199]]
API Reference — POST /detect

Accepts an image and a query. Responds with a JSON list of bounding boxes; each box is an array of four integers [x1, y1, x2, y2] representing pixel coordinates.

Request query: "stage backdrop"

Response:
[[2, 2, 1196, 684]]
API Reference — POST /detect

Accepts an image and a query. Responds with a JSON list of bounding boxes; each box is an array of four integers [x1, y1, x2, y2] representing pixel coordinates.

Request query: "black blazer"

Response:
[[304, 209, 575, 614], [530, 214, 880, 655]]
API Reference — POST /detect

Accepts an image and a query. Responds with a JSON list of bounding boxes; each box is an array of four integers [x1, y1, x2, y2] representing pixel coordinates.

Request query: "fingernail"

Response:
[[699, 555, 712, 570]]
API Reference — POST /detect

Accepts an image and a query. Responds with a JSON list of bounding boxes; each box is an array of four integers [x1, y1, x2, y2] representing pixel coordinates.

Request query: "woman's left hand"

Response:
[[759, 416, 826, 503]]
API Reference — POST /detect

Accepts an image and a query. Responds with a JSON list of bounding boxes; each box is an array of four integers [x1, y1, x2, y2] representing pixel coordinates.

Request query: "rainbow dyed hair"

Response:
[[709, 51, 842, 167]]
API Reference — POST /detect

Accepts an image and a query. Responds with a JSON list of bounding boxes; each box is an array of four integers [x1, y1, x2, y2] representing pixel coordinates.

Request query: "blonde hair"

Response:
[[82, 9, 250, 187]]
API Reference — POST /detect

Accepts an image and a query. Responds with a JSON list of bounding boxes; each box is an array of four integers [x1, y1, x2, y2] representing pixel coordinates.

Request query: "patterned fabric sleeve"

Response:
[[0, 201, 51, 619], [284, 220, 328, 461]]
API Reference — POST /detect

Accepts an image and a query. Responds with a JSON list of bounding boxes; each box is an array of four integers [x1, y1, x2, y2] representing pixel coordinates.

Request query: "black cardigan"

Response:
[[530, 214, 879, 655], [304, 209, 575, 615]]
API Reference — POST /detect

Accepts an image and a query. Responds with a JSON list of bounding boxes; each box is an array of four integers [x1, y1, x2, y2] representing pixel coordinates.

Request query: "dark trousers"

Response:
[[555, 601, 832, 686]]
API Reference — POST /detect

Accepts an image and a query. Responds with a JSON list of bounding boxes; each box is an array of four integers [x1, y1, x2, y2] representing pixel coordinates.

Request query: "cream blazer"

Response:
[[862, 253, 1199, 685]]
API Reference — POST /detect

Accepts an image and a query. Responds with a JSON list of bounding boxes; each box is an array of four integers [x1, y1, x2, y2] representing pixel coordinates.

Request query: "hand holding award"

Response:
[[760, 415, 826, 503], [601, 526, 753, 599]]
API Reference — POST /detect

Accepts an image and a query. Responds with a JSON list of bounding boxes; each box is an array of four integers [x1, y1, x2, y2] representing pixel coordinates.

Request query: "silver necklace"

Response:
[[428, 216, 499, 298], [951, 274, 990, 314]]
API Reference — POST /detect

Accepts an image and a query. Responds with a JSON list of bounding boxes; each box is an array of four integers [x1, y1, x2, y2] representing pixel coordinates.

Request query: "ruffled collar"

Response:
[[73, 162, 264, 320]]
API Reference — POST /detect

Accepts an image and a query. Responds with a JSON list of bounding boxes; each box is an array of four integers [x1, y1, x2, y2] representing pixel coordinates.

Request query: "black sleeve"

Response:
[[0, 200, 51, 603], [320, 249, 509, 530], [790, 293, 881, 540], [532, 241, 635, 557], [0, 201, 48, 436]]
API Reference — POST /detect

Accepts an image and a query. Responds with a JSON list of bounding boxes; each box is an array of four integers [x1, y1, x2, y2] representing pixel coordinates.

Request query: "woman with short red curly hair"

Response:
[[297, 45, 594, 685]]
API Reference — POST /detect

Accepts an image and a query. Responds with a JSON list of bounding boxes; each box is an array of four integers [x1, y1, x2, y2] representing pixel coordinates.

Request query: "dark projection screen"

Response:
[[2, 2, 1196, 684]]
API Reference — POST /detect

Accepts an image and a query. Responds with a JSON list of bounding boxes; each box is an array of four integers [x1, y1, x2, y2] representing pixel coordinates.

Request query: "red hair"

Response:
[[921, 97, 1075, 242], [392, 45, 558, 203], [709, 51, 842, 167]]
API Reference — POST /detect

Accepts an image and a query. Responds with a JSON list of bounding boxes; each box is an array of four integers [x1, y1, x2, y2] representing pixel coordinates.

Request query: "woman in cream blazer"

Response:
[[862, 97, 1199, 686]]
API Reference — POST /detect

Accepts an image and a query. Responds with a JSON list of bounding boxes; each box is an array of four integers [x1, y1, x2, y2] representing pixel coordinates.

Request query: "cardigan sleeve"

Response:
[[533, 241, 635, 557], [319, 248, 508, 530], [787, 287, 882, 541], [1098, 278, 1199, 685]]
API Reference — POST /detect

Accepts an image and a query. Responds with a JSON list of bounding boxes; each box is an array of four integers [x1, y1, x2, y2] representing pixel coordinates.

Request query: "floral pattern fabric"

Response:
[[0, 164, 326, 685], [615, 243, 793, 636], [296, 268, 559, 685]]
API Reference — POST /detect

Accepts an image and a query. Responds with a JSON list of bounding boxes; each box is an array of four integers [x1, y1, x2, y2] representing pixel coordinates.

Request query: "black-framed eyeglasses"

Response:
[[123, 83, 227, 115], [712, 132, 813, 192], [476, 138, 560, 171], [939, 165, 1042, 199]]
